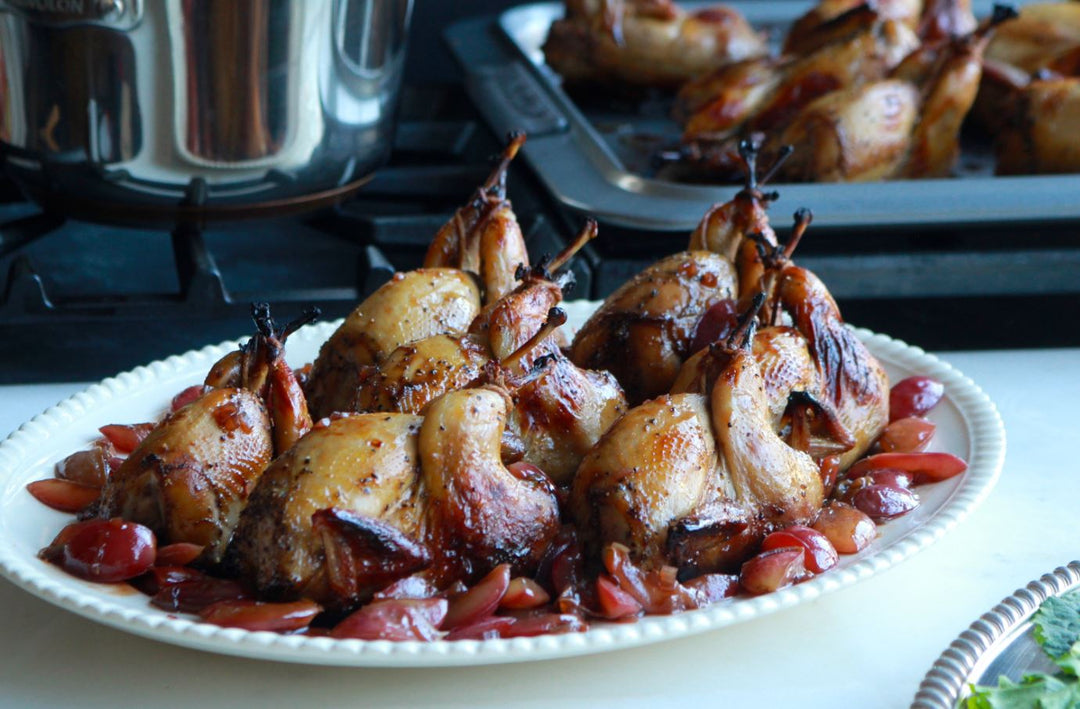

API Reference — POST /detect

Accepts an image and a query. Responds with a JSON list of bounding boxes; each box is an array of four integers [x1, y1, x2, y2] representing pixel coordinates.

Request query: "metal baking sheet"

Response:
[[445, 1, 1080, 232], [912, 561, 1080, 708]]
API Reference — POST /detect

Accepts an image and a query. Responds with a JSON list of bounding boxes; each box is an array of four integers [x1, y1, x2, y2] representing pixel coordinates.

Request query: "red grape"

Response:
[[681, 573, 739, 605], [26, 479, 100, 513], [151, 577, 249, 613], [847, 452, 967, 484], [444, 616, 516, 641], [98, 423, 155, 455], [595, 575, 643, 620], [690, 299, 739, 354], [330, 599, 448, 641], [500, 577, 551, 610], [760, 526, 838, 574], [154, 542, 205, 567], [812, 503, 876, 554], [889, 376, 944, 421], [199, 599, 322, 633], [852, 484, 919, 521], [740, 547, 807, 595], [878, 417, 936, 453], [54, 447, 109, 487], [498, 612, 586, 638], [442, 564, 510, 630], [54, 519, 156, 583], [171, 385, 211, 412]]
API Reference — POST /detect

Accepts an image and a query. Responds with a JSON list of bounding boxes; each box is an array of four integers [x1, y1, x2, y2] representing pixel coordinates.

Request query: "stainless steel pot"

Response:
[[0, 0, 413, 221]]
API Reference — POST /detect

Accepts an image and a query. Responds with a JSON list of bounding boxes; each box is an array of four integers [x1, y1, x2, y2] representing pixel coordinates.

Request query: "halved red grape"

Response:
[[498, 612, 586, 638], [171, 385, 211, 412], [682, 573, 739, 605], [889, 376, 944, 421], [151, 577, 249, 613], [131, 565, 206, 596], [812, 503, 875, 554], [199, 599, 322, 633], [444, 616, 516, 641], [878, 417, 936, 453], [740, 547, 807, 595], [27, 479, 100, 513], [500, 577, 550, 610], [851, 484, 919, 521], [442, 564, 510, 630], [98, 423, 155, 455], [54, 447, 109, 487], [373, 574, 438, 601], [330, 599, 447, 641], [595, 575, 643, 620], [845, 467, 914, 490], [53, 518, 156, 583], [847, 452, 967, 484], [155, 542, 205, 567], [760, 526, 838, 574], [690, 299, 739, 354]]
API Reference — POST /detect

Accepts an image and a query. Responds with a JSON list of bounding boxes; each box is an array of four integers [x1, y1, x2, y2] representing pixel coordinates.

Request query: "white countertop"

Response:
[[1, 348, 1077, 709]]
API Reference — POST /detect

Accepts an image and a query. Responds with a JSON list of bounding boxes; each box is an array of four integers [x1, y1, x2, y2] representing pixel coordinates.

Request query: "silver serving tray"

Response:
[[912, 561, 1080, 708], [446, 0, 1080, 231]]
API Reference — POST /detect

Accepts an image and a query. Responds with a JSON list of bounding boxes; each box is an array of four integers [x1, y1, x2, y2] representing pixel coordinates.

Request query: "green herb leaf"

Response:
[[965, 674, 1080, 709], [1033, 590, 1080, 661], [1053, 640, 1080, 679]]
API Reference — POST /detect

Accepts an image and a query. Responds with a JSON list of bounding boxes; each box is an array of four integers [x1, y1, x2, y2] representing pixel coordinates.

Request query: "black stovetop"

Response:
[[3, 82, 1080, 383]]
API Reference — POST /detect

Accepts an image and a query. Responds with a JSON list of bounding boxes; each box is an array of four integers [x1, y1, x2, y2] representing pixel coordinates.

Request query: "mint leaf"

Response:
[[1034, 590, 1080, 661], [965, 674, 1080, 709], [1053, 640, 1080, 679]]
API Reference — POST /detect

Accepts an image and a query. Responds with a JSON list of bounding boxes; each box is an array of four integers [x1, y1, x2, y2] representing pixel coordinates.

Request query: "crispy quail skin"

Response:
[[571, 347, 825, 576], [544, 0, 767, 89], [569, 250, 737, 405], [227, 388, 561, 611], [100, 388, 273, 565], [419, 388, 561, 580], [305, 269, 481, 418], [225, 413, 425, 608]]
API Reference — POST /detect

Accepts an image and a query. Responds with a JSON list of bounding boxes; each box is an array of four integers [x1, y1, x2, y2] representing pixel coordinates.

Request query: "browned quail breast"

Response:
[[419, 387, 561, 582], [984, 2, 1080, 73], [995, 77, 1080, 175], [776, 265, 889, 468], [570, 393, 724, 568], [349, 334, 491, 416], [710, 349, 824, 529], [306, 269, 481, 419], [682, 15, 918, 144], [750, 16, 920, 136], [509, 358, 628, 485], [778, 79, 921, 182], [896, 28, 991, 178], [225, 413, 425, 609], [543, 0, 767, 89], [673, 56, 782, 129], [100, 388, 273, 565], [571, 344, 825, 577], [671, 324, 820, 431], [569, 251, 737, 405], [783, 0, 923, 55]]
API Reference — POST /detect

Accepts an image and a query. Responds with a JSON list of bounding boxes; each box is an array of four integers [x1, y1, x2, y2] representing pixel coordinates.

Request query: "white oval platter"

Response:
[[0, 300, 1005, 667]]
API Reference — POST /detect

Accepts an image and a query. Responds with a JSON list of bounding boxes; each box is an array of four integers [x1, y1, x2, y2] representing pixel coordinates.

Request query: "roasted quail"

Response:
[[100, 305, 317, 565], [226, 386, 560, 612], [305, 135, 532, 419], [543, 0, 767, 89], [570, 142, 784, 405]]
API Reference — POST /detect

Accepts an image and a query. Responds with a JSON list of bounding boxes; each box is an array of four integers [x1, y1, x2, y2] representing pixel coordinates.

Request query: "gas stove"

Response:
[[4, 82, 1080, 384]]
